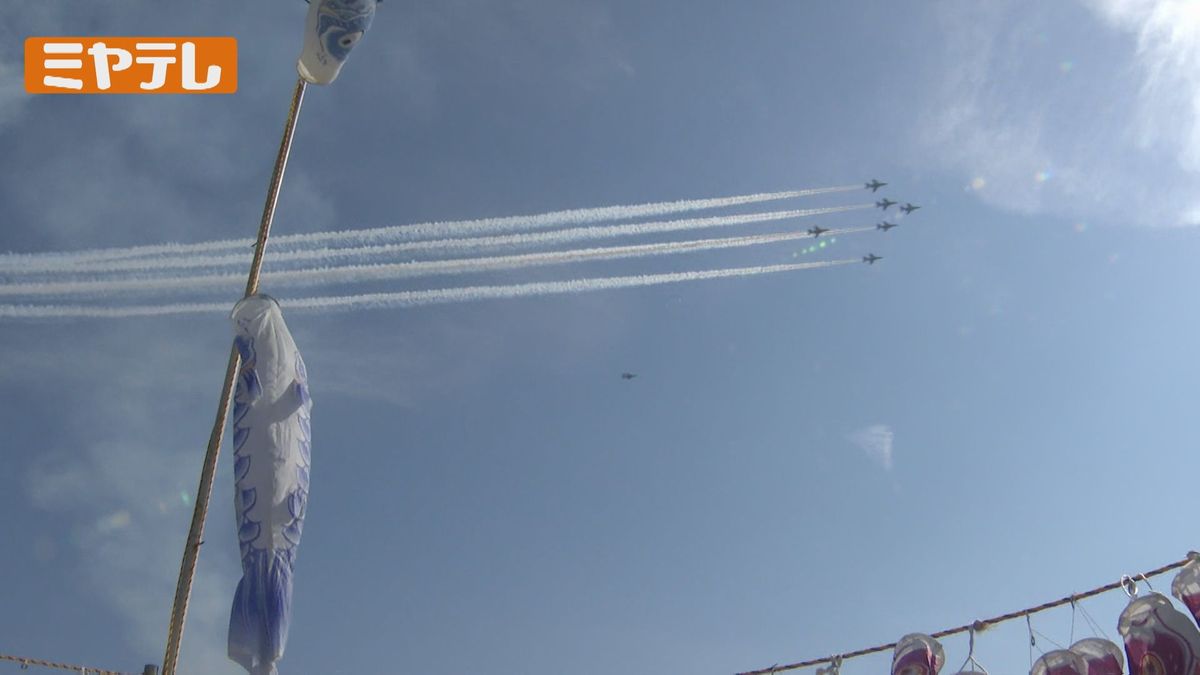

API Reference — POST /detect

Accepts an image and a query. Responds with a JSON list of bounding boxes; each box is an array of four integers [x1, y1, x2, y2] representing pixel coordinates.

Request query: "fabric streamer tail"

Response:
[[228, 550, 295, 675]]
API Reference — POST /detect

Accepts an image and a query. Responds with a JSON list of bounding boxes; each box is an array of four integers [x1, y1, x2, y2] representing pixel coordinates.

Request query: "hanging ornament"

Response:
[[1033, 650, 1090, 675], [1118, 591, 1200, 675], [1171, 555, 1200, 625], [1070, 638, 1127, 675], [893, 634, 946, 675]]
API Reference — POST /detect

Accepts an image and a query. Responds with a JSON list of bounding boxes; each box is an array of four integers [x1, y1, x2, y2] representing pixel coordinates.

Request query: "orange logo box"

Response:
[[25, 37, 237, 94]]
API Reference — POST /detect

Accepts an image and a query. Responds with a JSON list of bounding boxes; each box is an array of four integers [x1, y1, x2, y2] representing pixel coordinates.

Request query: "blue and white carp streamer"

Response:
[[227, 295, 312, 675], [298, 0, 378, 85]]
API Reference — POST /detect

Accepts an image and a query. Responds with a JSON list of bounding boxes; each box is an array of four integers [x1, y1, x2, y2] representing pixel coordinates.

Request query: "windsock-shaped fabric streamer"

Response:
[[298, 0, 378, 84], [1071, 638, 1127, 675], [1034, 650, 1090, 675], [1172, 556, 1200, 624], [1118, 592, 1200, 675], [893, 634, 946, 675], [227, 295, 312, 675]]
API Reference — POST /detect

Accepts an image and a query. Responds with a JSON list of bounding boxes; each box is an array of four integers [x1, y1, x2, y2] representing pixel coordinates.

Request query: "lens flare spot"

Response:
[[1073, 222, 1087, 233], [819, 241, 827, 248], [970, 176, 987, 190], [97, 510, 132, 534], [180, 491, 191, 506], [1035, 169, 1053, 183], [1059, 60, 1074, 74]]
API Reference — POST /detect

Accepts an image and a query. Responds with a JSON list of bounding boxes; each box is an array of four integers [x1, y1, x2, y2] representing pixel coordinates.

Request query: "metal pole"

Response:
[[160, 77, 308, 675], [143, 666, 159, 675]]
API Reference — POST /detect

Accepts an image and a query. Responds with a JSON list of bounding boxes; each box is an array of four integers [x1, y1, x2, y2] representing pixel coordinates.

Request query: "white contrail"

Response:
[[6, 204, 873, 276], [0, 226, 872, 298], [0, 260, 857, 319], [0, 185, 860, 269]]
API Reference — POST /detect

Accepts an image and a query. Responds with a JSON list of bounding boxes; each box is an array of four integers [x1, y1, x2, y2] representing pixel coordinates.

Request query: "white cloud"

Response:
[[0, 4, 66, 129], [1, 3, 632, 668], [14, 324, 243, 674], [848, 425, 895, 471], [6, 294, 634, 672], [917, 1, 1200, 226], [292, 289, 632, 408], [1084, 0, 1200, 169], [0, 0, 631, 258], [0, 2, 340, 256], [407, 0, 632, 93], [0, 59, 26, 126], [28, 440, 242, 675]]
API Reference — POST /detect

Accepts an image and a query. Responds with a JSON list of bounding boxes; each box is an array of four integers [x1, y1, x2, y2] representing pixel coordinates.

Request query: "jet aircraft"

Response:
[[900, 203, 921, 214], [807, 226, 829, 238], [862, 254, 882, 265], [621, 373, 637, 380], [876, 221, 898, 232], [876, 198, 897, 211], [865, 179, 887, 192]]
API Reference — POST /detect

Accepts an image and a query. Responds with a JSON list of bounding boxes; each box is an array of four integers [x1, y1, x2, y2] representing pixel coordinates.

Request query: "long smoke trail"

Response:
[[0, 226, 872, 298], [0, 186, 860, 269], [0, 260, 856, 320], [4, 205, 873, 276]]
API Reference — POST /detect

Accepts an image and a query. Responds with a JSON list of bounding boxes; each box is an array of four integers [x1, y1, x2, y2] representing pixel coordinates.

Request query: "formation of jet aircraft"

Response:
[[785, 181, 923, 267]]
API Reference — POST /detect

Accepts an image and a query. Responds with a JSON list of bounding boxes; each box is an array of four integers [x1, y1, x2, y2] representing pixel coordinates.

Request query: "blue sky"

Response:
[[3, 1, 1200, 674]]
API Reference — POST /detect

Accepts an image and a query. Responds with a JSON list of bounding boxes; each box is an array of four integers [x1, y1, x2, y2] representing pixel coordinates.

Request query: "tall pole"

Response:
[[160, 77, 308, 675]]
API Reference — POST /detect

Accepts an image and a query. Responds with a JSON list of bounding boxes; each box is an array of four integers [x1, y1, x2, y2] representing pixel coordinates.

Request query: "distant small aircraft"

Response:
[[862, 254, 882, 265], [876, 221, 898, 232], [807, 226, 829, 238], [899, 203, 921, 214], [865, 179, 888, 192], [621, 373, 637, 380], [876, 198, 897, 211]]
